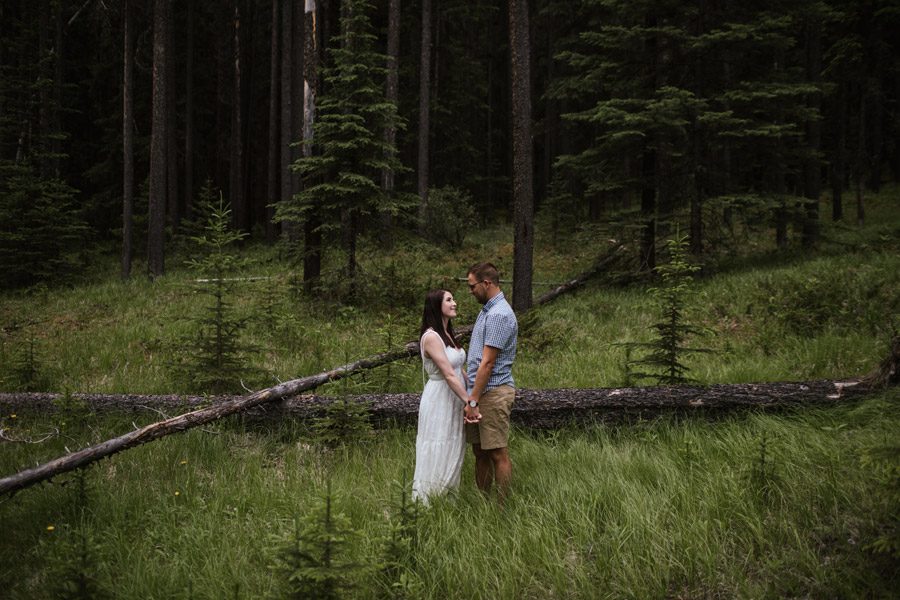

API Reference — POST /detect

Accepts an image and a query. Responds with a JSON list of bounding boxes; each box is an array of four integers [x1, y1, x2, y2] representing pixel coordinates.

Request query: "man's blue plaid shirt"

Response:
[[466, 291, 518, 391]]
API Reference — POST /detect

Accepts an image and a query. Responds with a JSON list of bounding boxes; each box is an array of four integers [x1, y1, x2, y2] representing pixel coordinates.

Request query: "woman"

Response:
[[412, 289, 468, 504]]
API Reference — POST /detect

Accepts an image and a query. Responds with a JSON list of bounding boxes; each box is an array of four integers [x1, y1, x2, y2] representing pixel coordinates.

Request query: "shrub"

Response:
[[170, 195, 267, 394], [621, 234, 712, 385], [422, 186, 477, 248], [312, 397, 373, 449], [272, 484, 366, 599], [0, 162, 89, 290]]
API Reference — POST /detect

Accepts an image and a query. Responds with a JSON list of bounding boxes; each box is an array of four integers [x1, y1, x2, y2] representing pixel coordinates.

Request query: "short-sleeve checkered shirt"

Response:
[[466, 291, 518, 391]]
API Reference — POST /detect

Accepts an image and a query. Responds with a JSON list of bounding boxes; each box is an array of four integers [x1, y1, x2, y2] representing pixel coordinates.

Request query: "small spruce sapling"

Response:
[[273, 482, 365, 599], [172, 194, 264, 394], [622, 234, 712, 385], [378, 476, 421, 598], [49, 468, 109, 599]]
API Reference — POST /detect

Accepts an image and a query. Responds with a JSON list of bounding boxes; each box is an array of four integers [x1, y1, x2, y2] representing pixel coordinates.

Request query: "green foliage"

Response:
[[277, 0, 414, 295], [45, 469, 109, 600], [757, 262, 900, 336], [3, 335, 52, 392], [747, 432, 781, 505], [312, 397, 373, 449], [422, 186, 477, 248], [273, 484, 366, 599], [51, 389, 93, 435], [861, 443, 900, 558], [622, 235, 712, 385], [170, 195, 266, 394], [0, 162, 89, 290], [377, 478, 421, 598], [2, 394, 900, 598]]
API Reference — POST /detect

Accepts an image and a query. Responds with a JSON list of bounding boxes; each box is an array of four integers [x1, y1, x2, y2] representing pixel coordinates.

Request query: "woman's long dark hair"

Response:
[[420, 289, 458, 348]]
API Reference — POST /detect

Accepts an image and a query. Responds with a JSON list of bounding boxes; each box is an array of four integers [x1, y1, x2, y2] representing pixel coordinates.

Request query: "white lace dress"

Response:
[[412, 329, 467, 504]]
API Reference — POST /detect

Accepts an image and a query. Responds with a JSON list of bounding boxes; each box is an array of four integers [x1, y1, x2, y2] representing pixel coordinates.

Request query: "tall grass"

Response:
[[1, 391, 897, 598], [1, 188, 898, 597]]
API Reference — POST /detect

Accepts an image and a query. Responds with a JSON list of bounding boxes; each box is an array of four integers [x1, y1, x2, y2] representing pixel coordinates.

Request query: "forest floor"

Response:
[[1, 189, 899, 598]]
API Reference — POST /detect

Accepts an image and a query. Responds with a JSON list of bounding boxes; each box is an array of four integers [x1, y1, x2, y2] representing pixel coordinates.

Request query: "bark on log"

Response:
[[0, 371, 883, 497], [0, 377, 874, 427], [0, 346, 418, 497]]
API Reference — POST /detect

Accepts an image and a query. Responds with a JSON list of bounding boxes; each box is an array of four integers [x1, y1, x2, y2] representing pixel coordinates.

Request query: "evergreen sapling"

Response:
[[172, 194, 264, 394], [623, 234, 712, 385]]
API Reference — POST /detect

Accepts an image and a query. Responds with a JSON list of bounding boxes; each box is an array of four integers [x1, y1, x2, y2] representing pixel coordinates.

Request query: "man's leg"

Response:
[[488, 447, 511, 501], [472, 444, 493, 493]]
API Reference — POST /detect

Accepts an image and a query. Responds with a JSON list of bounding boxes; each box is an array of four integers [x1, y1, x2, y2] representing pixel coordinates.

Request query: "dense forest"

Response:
[[1, 0, 898, 299]]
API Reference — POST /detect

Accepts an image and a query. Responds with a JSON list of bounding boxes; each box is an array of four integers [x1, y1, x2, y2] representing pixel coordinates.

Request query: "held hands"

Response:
[[463, 397, 482, 424]]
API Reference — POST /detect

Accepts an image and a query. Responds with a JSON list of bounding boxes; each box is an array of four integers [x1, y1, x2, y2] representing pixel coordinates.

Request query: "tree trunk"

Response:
[[265, 0, 280, 243], [148, 0, 169, 278], [379, 0, 400, 247], [38, 0, 50, 177], [166, 0, 179, 229], [772, 49, 788, 250], [417, 0, 432, 229], [51, 0, 62, 177], [640, 148, 656, 272], [280, 0, 294, 242], [801, 16, 822, 249], [122, 0, 134, 279], [689, 4, 706, 256], [542, 21, 557, 228], [184, 0, 195, 220], [302, 0, 322, 290], [868, 77, 883, 193], [855, 90, 866, 226], [831, 82, 845, 221], [690, 116, 703, 256], [509, 0, 534, 312], [230, 0, 246, 232]]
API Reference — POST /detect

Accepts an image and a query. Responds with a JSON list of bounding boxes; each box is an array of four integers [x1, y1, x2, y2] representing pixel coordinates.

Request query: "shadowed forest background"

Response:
[[1, 0, 899, 296], [1, 1, 899, 598]]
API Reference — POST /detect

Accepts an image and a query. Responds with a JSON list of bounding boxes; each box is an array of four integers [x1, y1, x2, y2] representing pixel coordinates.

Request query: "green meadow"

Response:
[[1, 190, 898, 598]]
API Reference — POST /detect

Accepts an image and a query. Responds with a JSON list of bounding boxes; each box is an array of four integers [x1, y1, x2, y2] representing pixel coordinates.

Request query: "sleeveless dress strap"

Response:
[[420, 328, 440, 386]]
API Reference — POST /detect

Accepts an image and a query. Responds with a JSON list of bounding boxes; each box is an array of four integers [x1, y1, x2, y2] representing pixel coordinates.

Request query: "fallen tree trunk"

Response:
[[0, 347, 422, 497], [533, 241, 626, 305], [0, 370, 887, 497], [0, 377, 875, 427]]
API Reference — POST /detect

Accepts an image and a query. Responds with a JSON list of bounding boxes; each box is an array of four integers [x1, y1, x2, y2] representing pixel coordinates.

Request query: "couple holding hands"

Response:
[[412, 262, 518, 505]]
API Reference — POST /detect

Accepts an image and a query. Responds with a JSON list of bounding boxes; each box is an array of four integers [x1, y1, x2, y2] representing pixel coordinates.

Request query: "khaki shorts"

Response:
[[466, 385, 515, 450]]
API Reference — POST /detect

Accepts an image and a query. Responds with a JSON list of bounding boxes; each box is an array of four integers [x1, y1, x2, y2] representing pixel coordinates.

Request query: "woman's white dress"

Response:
[[412, 330, 466, 504]]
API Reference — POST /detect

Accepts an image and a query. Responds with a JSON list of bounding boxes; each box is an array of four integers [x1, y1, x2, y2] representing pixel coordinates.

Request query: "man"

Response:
[[464, 262, 518, 501]]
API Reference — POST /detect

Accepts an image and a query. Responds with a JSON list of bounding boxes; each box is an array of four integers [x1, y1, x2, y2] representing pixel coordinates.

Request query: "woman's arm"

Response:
[[422, 333, 469, 404]]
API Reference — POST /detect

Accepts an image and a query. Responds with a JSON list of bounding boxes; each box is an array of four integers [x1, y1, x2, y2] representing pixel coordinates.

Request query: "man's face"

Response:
[[467, 273, 488, 305]]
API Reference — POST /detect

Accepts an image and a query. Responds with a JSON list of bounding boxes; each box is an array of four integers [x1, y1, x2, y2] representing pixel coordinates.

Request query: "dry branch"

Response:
[[0, 346, 421, 497], [0, 369, 887, 498], [3, 246, 869, 498]]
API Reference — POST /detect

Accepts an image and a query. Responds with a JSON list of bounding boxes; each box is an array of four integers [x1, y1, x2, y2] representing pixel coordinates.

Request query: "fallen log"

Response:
[[0, 366, 889, 498], [0, 346, 422, 497], [532, 241, 626, 306], [0, 377, 876, 428]]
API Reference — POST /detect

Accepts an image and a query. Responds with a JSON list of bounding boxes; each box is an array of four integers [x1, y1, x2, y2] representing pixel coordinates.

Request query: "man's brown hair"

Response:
[[467, 262, 499, 284]]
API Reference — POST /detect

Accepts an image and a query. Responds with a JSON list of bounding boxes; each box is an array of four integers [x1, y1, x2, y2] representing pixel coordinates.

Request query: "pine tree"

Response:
[[0, 162, 88, 289], [172, 190, 262, 394], [274, 484, 364, 599], [623, 234, 711, 385], [277, 0, 411, 302]]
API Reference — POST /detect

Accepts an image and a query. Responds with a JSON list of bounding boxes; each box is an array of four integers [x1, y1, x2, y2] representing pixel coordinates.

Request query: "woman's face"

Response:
[[441, 291, 458, 320]]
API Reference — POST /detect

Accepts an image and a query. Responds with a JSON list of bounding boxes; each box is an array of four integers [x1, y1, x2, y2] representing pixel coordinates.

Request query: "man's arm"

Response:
[[465, 345, 498, 422]]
